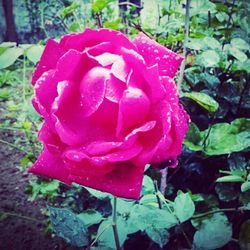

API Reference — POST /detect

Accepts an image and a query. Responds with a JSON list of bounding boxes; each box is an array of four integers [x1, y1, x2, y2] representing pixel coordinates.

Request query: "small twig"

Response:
[[131, 22, 153, 39], [0, 139, 28, 154], [177, 0, 191, 93], [86, 223, 112, 250], [112, 197, 121, 250], [95, 12, 103, 28], [181, 228, 192, 249], [153, 180, 162, 209], [192, 206, 248, 219], [0, 210, 45, 224]]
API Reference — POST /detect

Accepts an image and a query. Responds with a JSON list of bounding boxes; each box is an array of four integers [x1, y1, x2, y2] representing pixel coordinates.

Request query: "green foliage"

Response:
[[174, 191, 195, 223], [28, 180, 60, 201], [0, 47, 23, 69], [183, 91, 219, 112], [145, 227, 169, 248], [192, 213, 232, 250], [48, 206, 89, 247], [184, 118, 250, 155], [92, 0, 115, 13]]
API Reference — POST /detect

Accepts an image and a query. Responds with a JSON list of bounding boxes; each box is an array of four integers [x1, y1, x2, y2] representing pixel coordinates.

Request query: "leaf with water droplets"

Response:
[[47, 206, 89, 247]]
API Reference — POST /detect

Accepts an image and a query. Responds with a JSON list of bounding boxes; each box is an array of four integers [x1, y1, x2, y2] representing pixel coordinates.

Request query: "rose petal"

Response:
[[80, 66, 109, 117], [122, 48, 166, 103], [105, 74, 126, 103], [69, 161, 144, 199], [29, 147, 70, 184], [117, 87, 150, 137], [111, 58, 130, 82], [52, 80, 85, 145], [86, 120, 156, 156], [55, 49, 84, 82], [32, 39, 65, 85], [33, 70, 57, 116], [60, 28, 136, 52], [38, 123, 66, 154], [133, 32, 183, 77]]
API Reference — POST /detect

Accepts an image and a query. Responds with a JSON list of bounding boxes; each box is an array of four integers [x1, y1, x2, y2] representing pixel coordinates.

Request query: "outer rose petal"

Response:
[[32, 39, 65, 85], [29, 147, 70, 184], [69, 161, 145, 199], [133, 33, 183, 77], [60, 28, 136, 53]]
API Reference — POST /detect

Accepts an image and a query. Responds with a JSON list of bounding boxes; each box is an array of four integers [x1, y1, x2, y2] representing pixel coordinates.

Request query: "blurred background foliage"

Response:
[[0, 0, 250, 249]]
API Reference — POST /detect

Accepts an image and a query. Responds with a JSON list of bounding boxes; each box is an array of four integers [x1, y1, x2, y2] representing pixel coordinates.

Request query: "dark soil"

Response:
[[0, 108, 72, 249]]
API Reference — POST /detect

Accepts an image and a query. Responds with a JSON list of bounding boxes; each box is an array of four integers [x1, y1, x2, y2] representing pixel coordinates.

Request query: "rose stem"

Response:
[[112, 196, 121, 250]]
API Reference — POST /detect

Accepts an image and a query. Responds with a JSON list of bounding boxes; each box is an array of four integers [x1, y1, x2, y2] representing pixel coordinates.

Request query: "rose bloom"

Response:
[[29, 28, 188, 199]]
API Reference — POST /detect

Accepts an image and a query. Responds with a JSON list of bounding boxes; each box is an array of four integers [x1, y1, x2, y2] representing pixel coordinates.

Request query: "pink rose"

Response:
[[29, 28, 188, 199]]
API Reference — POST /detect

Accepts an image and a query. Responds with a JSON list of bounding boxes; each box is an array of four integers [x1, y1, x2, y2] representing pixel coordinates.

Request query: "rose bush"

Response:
[[29, 28, 188, 199]]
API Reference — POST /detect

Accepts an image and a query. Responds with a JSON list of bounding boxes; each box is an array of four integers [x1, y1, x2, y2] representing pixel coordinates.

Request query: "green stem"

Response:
[[112, 197, 121, 250], [0, 139, 28, 154], [192, 206, 248, 219], [22, 54, 26, 103], [88, 223, 112, 249], [153, 180, 162, 209], [0, 210, 45, 224], [177, 0, 191, 92]]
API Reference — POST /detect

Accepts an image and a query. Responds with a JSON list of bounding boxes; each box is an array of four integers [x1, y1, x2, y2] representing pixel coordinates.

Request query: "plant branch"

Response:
[[0, 139, 28, 154], [95, 12, 103, 28], [192, 206, 248, 219], [0, 210, 45, 224], [112, 197, 121, 250], [154, 180, 162, 209], [177, 0, 191, 93], [87, 223, 112, 250]]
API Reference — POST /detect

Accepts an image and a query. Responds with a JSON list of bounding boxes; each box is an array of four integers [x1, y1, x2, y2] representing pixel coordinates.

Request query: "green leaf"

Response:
[[241, 182, 250, 192], [203, 37, 221, 50], [193, 213, 232, 250], [60, 4, 80, 17], [140, 194, 158, 207], [184, 91, 219, 112], [26, 45, 44, 64], [97, 218, 128, 248], [184, 122, 203, 151], [229, 46, 248, 62], [231, 38, 250, 51], [198, 50, 220, 67], [84, 187, 111, 200], [186, 38, 204, 50], [0, 47, 23, 69], [92, 0, 115, 13], [216, 175, 245, 183], [48, 206, 88, 247], [0, 88, 11, 99], [201, 118, 250, 155], [174, 192, 195, 223], [146, 227, 169, 248], [130, 204, 178, 231], [77, 210, 103, 227], [141, 175, 155, 195]]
